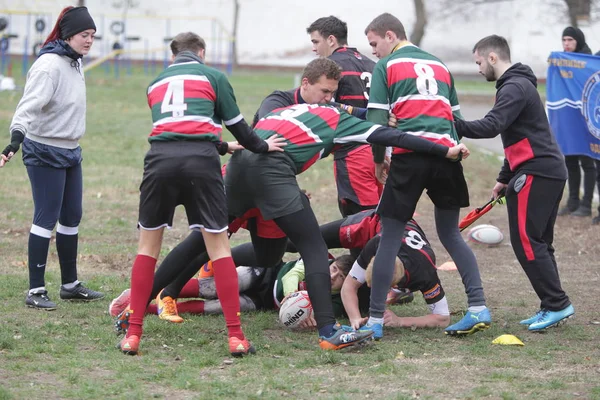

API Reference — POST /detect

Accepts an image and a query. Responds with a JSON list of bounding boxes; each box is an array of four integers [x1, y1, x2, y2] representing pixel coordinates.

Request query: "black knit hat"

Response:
[[562, 26, 585, 50], [59, 7, 96, 40]]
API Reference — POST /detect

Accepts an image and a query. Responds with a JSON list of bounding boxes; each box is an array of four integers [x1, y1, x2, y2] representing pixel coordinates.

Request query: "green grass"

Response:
[[0, 62, 598, 399]]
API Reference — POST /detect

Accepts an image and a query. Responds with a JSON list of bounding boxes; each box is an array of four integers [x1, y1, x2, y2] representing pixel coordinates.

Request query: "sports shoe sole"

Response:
[[230, 345, 256, 358], [444, 322, 491, 336], [528, 314, 574, 332], [26, 304, 57, 311]]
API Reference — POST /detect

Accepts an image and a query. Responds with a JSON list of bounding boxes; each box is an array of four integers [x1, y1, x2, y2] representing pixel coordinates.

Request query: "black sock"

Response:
[[28, 232, 51, 290], [56, 232, 78, 285]]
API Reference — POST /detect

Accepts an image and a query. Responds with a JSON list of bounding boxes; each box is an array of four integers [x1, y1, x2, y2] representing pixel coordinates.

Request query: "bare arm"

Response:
[[384, 309, 450, 329], [341, 276, 367, 330]]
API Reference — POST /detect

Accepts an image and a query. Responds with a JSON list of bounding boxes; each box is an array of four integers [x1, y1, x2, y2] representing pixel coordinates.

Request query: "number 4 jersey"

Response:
[[146, 60, 243, 142], [368, 44, 462, 155]]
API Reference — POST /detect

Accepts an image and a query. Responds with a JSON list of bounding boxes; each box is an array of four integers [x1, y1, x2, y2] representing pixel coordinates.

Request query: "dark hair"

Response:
[[364, 13, 406, 40], [301, 58, 342, 84], [472, 35, 511, 62], [306, 16, 348, 46], [333, 254, 354, 276], [170, 32, 206, 56], [43, 6, 74, 46]]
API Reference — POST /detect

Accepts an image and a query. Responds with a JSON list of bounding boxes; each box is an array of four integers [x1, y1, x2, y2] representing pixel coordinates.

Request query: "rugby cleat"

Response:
[[114, 309, 131, 335], [228, 337, 256, 357], [445, 307, 491, 336], [156, 290, 184, 323], [319, 323, 374, 350], [528, 305, 574, 332], [108, 288, 131, 317], [117, 334, 140, 355]]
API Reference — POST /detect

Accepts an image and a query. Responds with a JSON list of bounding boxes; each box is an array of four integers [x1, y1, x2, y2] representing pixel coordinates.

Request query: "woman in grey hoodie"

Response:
[[1, 6, 104, 309]]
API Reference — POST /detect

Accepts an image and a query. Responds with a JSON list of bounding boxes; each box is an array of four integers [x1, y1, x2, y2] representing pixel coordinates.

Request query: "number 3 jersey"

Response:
[[367, 44, 462, 155], [349, 218, 445, 305], [146, 59, 242, 142]]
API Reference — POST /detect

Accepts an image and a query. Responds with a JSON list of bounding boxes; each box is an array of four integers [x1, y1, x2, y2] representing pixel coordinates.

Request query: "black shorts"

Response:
[[138, 141, 227, 232], [226, 150, 303, 220], [377, 153, 470, 221]]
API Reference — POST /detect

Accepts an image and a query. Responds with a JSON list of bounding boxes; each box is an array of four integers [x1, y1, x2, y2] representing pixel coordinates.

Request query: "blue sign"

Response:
[[547, 51, 600, 160]]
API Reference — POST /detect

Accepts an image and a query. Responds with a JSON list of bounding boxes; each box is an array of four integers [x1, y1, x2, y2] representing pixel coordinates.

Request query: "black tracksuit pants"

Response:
[[506, 172, 571, 311]]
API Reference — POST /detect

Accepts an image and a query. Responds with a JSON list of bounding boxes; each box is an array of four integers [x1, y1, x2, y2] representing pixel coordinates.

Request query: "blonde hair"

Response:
[[365, 256, 405, 288]]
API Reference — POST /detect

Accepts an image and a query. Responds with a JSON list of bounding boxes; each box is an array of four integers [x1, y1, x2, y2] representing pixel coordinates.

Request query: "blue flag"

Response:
[[547, 51, 600, 160]]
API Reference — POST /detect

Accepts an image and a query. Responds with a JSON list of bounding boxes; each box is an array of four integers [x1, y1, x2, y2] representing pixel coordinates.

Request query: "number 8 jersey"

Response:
[[146, 60, 242, 142], [367, 44, 462, 155]]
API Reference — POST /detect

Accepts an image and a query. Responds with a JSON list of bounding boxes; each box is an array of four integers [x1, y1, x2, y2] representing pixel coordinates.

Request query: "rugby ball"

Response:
[[278, 290, 313, 329], [467, 224, 504, 245]]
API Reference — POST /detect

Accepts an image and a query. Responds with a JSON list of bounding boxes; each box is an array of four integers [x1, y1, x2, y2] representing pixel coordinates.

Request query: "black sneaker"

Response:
[[60, 283, 105, 301], [593, 215, 600, 225], [25, 291, 57, 310], [571, 206, 592, 217], [557, 205, 576, 216]]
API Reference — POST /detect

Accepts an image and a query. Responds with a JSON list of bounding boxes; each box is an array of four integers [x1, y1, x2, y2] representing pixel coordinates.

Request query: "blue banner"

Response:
[[547, 51, 600, 160]]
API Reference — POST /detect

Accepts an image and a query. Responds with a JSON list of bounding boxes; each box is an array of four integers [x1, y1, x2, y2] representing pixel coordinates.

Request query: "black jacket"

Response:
[[455, 63, 567, 183]]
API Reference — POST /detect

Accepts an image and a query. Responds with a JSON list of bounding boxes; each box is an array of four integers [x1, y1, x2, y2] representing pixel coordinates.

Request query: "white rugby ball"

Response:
[[468, 224, 504, 245], [278, 290, 313, 329]]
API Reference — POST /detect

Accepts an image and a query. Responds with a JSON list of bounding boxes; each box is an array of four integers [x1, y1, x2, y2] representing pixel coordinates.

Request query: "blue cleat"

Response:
[[445, 307, 491, 336], [319, 323, 374, 350], [360, 322, 383, 340], [528, 305, 574, 332], [519, 310, 544, 325]]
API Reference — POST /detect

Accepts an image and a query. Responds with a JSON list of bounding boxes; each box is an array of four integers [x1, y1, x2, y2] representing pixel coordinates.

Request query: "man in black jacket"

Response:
[[455, 35, 574, 331]]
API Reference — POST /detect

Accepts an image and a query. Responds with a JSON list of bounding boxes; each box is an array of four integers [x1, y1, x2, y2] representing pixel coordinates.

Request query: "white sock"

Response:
[[62, 280, 80, 290], [29, 287, 46, 295], [468, 305, 486, 313], [367, 316, 384, 326]]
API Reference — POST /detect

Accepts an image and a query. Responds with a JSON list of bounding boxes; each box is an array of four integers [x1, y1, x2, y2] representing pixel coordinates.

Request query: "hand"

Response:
[[300, 188, 312, 200], [387, 112, 397, 128], [296, 315, 317, 330], [383, 309, 401, 327], [492, 182, 508, 200], [0, 152, 14, 168], [226, 141, 244, 154], [375, 162, 389, 184], [265, 134, 287, 152], [349, 316, 368, 330], [446, 143, 470, 161]]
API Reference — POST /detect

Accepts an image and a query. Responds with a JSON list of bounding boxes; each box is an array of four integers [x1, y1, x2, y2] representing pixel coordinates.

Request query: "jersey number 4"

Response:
[[161, 80, 188, 118]]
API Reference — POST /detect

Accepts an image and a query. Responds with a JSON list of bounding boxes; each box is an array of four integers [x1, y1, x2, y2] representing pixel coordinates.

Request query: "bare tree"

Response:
[[232, 0, 240, 67], [411, 0, 427, 46], [77, 0, 85, 5], [564, 0, 592, 26]]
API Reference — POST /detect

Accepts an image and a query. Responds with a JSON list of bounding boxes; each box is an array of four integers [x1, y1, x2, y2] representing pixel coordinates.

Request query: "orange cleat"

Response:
[[156, 290, 184, 323], [228, 337, 256, 357], [118, 335, 140, 355]]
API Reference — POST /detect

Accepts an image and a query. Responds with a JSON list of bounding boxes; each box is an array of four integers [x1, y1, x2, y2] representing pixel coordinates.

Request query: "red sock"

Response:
[[146, 304, 157, 314], [177, 300, 205, 314], [127, 254, 157, 338], [212, 257, 244, 339], [179, 278, 200, 299]]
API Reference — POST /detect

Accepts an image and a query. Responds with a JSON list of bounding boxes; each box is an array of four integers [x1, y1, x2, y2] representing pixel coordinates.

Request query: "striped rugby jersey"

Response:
[[146, 61, 243, 142], [368, 44, 462, 155], [254, 103, 381, 173]]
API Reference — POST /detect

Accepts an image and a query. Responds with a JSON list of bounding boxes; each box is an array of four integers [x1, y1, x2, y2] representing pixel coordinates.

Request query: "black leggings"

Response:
[[270, 193, 335, 329]]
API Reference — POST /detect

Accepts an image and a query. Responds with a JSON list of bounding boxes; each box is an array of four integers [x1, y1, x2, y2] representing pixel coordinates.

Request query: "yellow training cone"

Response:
[[492, 334, 524, 346]]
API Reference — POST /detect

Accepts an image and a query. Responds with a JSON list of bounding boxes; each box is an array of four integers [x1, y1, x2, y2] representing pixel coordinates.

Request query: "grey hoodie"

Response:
[[10, 53, 86, 149]]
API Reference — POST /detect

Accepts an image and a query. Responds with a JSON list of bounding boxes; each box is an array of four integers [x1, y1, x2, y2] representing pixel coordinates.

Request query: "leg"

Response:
[[572, 156, 595, 215], [126, 228, 164, 336], [562, 155, 581, 213], [25, 165, 65, 309], [595, 159, 600, 225], [273, 195, 336, 333], [506, 174, 571, 312], [435, 207, 486, 308]]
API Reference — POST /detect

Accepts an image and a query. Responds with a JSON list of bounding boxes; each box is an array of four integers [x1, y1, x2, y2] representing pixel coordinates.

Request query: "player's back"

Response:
[[371, 45, 460, 149], [329, 47, 376, 108], [146, 62, 229, 142]]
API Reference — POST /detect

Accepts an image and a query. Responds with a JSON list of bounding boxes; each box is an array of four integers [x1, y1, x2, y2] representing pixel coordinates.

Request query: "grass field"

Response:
[[0, 63, 598, 400]]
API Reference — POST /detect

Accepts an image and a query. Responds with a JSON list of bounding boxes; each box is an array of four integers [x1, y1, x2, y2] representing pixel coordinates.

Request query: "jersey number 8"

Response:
[[414, 63, 438, 96]]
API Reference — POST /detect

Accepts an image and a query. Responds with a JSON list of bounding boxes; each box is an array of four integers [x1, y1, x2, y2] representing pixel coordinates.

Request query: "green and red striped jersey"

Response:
[[367, 44, 462, 155], [146, 61, 243, 142], [254, 104, 380, 173]]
